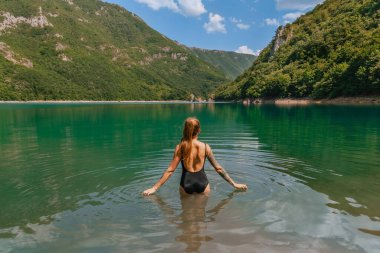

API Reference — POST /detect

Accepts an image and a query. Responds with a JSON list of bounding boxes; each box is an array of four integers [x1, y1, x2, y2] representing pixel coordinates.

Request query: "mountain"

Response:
[[215, 0, 380, 100], [0, 0, 228, 101], [189, 48, 256, 80]]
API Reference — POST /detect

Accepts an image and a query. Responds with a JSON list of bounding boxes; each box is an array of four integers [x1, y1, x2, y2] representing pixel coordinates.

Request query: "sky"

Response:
[[104, 0, 323, 55]]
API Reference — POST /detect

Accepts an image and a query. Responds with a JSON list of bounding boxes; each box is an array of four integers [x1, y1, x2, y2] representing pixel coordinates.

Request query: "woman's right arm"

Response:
[[206, 144, 248, 191], [143, 145, 181, 196]]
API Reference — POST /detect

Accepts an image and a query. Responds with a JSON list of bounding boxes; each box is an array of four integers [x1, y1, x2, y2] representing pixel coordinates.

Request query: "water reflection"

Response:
[[358, 228, 380, 237], [1, 103, 379, 253], [148, 192, 235, 252], [219, 104, 380, 219]]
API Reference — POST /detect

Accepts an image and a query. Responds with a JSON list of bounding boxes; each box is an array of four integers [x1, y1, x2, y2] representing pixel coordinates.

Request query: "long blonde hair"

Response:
[[178, 117, 200, 168]]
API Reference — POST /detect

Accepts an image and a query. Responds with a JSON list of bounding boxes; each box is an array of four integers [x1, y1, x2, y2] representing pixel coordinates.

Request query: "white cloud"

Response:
[[177, 0, 206, 16], [230, 17, 241, 23], [204, 13, 227, 34], [236, 23, 250, 30], [265, 18, 280, 26], [230, 17, 250, 30], [275, 0, 323, 11], [283, 12, 303, 23], [136, 0, 179, 12], [135, 0, 206, 17], [235, 45, 261, 56]]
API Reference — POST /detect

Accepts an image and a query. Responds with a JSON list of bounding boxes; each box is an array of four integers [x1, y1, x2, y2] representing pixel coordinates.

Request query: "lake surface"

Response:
[[0, 103, 379, 253]]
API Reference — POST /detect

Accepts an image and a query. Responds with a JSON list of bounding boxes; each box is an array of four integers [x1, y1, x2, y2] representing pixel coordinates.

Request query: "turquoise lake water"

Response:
[[0, 103, 379, 252]]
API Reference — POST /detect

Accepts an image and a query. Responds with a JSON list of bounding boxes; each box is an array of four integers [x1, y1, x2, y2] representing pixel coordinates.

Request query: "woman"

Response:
[[143, 117, 248, 196]]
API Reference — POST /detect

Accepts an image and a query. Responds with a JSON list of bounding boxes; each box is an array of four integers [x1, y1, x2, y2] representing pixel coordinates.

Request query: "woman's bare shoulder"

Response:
[[196, 141, 211, 154], [174, 144, 181, 156], [196, 140, 207, 147]]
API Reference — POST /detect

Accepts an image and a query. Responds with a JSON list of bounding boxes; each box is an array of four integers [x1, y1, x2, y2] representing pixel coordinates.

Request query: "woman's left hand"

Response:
[[143, 187, 157, 196], [234, 183, 248, 191]]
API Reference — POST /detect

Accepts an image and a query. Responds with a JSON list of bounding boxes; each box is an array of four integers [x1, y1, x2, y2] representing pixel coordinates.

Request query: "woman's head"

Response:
[[182, 117, 200, 141], [179, 117, 200, 167]]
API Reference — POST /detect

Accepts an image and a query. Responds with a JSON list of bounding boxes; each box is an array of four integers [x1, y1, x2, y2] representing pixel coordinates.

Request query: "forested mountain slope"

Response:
[[189, 48, 256, 80], [0, 0, 227, 100], [215, 0, 380, 100]]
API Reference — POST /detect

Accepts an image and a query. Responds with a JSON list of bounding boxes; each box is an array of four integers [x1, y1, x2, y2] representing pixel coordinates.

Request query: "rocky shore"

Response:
[[242, 96, 380, 105]]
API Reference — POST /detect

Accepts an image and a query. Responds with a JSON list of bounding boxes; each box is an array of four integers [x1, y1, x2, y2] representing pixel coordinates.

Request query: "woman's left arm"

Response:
[[143, 145, 181, 196], [206, 144, 248, 191]]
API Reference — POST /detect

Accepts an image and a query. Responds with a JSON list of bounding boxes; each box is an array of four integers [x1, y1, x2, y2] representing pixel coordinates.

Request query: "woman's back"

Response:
[[180, 141, 209, 194], [181, 140, 207, 172]]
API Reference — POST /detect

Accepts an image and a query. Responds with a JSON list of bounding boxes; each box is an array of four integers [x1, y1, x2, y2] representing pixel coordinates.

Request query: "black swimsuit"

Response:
[[180, 143, 209, 194]]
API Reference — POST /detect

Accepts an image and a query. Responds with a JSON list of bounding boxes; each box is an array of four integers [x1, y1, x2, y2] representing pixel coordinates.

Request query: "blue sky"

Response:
[[104, 0, 323, 55]]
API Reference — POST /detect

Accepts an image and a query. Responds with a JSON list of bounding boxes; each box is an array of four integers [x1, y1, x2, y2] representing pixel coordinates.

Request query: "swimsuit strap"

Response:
[[202, 143, 207, 170]]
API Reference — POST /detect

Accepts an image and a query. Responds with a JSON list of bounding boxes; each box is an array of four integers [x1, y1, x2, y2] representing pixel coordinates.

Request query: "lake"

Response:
[[0, 103, 379, 253]]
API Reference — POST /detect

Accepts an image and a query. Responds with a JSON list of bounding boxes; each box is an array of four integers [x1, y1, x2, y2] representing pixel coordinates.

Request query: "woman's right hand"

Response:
[[233, 183, 248, 191], [143, 187, 157, 196]]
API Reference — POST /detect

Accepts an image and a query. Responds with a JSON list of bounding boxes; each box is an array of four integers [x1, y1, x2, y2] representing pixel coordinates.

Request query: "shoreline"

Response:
[[0, 100, 224, 104], [243, 96, 380, 105], [1, 96, 380, 105]]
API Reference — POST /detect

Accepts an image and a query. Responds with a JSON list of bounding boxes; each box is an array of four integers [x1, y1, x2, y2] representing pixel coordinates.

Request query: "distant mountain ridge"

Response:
[[189, 47, 256, 80], [215, 0, 380, 100], [0, 0, 229, 100]]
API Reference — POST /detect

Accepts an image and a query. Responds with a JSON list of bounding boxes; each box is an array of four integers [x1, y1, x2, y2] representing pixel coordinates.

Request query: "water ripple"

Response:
[[1, 103, 380, 253]]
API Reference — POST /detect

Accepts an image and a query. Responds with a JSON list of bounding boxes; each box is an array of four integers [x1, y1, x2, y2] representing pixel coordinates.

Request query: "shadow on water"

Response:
[[147, 192, 235, 252]]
